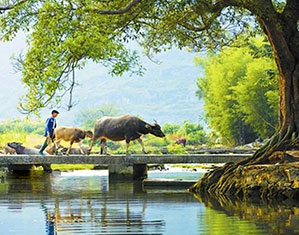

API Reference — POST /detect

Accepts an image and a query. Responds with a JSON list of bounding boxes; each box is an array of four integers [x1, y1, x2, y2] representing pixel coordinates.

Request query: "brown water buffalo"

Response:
[[34, 144, 63, 155], [54, 126, 93, 155], [89, 115, 165, 155]]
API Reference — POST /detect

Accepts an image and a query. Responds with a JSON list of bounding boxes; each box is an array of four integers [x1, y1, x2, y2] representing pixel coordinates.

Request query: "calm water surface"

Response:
[[0, 170, 298, 234]]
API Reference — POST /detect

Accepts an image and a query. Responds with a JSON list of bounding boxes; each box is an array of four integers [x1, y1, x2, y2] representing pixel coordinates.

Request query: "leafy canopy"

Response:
[[0, 0, 290, 113], [196, 36, 278, 145]]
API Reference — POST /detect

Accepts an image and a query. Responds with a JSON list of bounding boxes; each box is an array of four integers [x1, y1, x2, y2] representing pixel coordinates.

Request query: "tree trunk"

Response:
[[250, 16, 299, 163], [189, 15, 299, 199]]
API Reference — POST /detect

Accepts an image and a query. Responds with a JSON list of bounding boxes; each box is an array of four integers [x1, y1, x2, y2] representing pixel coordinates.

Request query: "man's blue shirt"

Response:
[[44, 117, 56, 137]]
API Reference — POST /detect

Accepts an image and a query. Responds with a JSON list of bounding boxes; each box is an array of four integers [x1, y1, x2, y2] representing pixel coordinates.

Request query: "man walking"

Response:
[[39, 110, 59, 155]]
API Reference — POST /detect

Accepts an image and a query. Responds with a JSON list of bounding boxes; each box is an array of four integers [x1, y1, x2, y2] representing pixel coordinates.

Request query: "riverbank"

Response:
[[190, 151, 299, 202], [50, 164, 95, 171]]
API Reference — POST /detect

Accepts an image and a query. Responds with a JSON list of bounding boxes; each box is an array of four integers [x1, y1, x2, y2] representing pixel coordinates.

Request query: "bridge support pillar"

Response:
[[108, 164, 147, 181]]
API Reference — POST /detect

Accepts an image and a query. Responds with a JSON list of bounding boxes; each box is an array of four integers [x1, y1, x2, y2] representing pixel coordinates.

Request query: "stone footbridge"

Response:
[[0, 154, 252, 180]]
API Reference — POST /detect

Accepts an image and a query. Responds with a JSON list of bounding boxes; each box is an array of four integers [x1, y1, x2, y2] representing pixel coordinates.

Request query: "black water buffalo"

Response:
[[89, 115, 165, 154], [3, 144, 17, 154], [8, 142, 52, 172]]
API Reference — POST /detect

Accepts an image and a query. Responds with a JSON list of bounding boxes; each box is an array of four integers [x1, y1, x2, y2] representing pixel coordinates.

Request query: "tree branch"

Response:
[[0, 0, 28, 12], [67, 65, 76, 111], [175, 1, 230, 33], [77, 0, 142, 15]]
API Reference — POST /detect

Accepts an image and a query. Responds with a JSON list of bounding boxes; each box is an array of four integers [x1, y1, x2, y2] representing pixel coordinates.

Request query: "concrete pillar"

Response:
[[108, 164, 148, 181], [133, 164, 148, 180]]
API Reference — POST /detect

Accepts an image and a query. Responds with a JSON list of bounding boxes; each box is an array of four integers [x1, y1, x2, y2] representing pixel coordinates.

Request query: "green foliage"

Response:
[[167, 145, 188, 154], [0, 131, 27, 147], [196, 36, 278, 145], [51, 164, 95, 171], [179, 121, 208, 145], [143, 135, 171, 148], [0, 119, 44, 147], [162, 123, 180, 135], [0, 119, 44, 135], [75, 104, 122, 130], [0, 0, 285, 113]]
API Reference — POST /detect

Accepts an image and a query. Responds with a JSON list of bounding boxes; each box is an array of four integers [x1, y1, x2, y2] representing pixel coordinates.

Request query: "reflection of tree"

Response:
[[194, 193, 299, 234], [7, 171, 53, 195], [5, 171, 53, 211]]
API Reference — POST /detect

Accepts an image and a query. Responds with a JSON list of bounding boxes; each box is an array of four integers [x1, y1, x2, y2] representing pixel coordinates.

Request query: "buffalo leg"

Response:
[[54, 140, 61, 155], [126, 142, 130, 155], [137, 138, 147, 154], [78, 143, 85, 155], [100, 139, 107, 155], [125, 137, 131, 155], [66, 141, 74, 155], [88, 137, 99, 155]]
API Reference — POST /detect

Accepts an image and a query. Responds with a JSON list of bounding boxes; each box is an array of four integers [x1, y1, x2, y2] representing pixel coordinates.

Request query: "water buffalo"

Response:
[[54, 126, 93, 155], [8, 142, 42, 155], [89, 115, 165, 155], [3, 144, 17, 154], [59, 145, 89, 155], [7, 142, 52, 172]]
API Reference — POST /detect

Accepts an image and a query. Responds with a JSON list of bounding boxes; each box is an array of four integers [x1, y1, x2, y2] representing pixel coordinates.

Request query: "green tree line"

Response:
[[196, 36, 279, 146]]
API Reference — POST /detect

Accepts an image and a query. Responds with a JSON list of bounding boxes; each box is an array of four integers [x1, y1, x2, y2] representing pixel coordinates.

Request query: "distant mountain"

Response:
[[0, 36, 205, 127]]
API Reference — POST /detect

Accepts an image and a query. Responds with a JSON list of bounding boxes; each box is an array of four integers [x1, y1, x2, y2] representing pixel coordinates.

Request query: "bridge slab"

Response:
[[0, 154, 252, 165], [0, 154, 252, 180]]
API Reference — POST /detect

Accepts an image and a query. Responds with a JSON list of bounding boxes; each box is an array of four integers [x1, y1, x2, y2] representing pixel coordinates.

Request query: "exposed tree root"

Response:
[[189, 127, 299, 202]]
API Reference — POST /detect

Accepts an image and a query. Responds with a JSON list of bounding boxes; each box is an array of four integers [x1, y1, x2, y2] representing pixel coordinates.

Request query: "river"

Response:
[[0, 169, 298, 234]]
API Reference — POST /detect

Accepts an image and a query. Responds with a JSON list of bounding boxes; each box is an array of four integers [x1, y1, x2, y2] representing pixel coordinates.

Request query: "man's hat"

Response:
[[52, 110, 59, 114]]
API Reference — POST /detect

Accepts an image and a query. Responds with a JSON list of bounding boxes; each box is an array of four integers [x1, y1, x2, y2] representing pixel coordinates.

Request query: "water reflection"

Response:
[[2, 170, 298, 234], [0, 171, 199, 235], [194, 192, 299, 234]]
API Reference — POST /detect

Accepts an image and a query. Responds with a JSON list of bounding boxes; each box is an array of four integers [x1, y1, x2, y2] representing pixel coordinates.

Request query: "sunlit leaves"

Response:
[[0, 0, 287, 114], [196, 36, 278, 145], [1, 0, 145, 113]]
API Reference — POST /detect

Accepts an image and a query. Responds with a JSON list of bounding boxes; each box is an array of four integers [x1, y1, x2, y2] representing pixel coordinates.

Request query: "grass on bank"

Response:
[[170, 164, 217, 170], [50, 164, 95, 171]]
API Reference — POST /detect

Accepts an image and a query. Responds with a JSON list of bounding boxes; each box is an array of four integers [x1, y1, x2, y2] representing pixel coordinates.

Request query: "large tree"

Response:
[[1, 0, 299, 195]]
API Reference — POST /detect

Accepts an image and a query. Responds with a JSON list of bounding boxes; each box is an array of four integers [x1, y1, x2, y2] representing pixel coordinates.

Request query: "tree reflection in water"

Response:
[[193, 192, 299, 234], [3, 170, 290, 234]]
